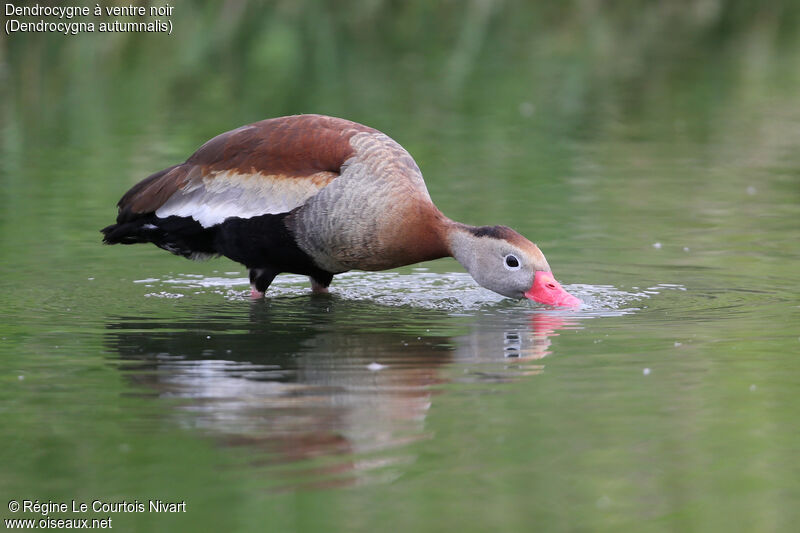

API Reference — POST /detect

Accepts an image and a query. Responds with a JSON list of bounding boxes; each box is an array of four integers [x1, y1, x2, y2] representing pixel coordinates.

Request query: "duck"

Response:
[[101, 114, 580, 307]]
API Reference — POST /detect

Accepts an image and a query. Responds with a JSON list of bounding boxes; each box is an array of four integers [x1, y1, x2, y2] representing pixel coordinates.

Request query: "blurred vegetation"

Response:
[[3, 0, 800, 149], [1, 0, 799, 265]]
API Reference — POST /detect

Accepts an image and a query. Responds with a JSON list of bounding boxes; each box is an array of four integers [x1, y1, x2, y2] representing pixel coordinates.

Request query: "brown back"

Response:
[[117, 115, 378, 221]]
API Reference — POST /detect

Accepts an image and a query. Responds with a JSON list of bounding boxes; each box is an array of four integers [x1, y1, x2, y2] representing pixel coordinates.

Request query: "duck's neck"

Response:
[[392, 214, 478, 269], [442, 221, 485, 274]]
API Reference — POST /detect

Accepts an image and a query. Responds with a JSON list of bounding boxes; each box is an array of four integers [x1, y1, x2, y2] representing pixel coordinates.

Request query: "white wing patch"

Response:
[[155, 170, 336, 227]]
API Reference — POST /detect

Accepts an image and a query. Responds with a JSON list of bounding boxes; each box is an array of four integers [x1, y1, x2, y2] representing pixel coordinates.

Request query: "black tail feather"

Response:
[[101, 214, 219, 260]]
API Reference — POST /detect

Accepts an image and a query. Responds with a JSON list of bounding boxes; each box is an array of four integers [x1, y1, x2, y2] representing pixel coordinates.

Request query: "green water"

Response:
[[2, 2, 800, 531]]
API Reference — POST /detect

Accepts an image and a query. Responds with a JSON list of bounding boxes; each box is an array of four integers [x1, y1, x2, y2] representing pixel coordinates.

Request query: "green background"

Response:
[[2, 2, 799, 532]]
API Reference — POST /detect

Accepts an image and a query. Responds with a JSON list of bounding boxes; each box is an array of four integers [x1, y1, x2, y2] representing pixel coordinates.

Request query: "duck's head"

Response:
[[448, 224, 581, 307]]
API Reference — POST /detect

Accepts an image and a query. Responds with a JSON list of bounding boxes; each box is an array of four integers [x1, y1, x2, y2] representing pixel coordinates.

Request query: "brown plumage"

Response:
[[102, 114, 580, 306], [117, 115, 372, 219]]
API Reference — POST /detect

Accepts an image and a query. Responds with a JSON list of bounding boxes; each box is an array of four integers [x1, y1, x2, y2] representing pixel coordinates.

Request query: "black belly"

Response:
[[216, 213, 331, 279]]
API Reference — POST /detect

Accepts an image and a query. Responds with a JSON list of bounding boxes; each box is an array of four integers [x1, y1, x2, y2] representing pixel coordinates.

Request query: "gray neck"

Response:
[[445, 224, 497, 288]]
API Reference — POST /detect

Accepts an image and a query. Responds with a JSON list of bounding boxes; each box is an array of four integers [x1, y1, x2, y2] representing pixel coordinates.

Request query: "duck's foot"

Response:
[[310, 278, 330, 295], [249, 268, 276, 299], [250, 286, 265, 299]]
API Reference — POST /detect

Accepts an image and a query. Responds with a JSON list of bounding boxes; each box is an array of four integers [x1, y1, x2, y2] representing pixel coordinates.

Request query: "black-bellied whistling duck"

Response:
[[102, 114, 580, 307]]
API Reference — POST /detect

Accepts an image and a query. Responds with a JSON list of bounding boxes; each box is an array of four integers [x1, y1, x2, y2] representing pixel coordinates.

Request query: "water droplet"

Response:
[[519, 101, 535, 118]]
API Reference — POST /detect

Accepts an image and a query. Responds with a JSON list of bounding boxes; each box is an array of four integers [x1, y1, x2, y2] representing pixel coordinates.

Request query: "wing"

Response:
[[115, 115, 377, 227]]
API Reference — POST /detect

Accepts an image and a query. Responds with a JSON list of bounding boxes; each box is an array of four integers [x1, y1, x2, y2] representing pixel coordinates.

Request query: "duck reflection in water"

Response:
[[105, 299, 578, 487]]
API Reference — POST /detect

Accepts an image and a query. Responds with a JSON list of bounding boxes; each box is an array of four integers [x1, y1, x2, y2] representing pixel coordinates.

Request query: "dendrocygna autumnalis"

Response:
[[101, 114, 580, 307]]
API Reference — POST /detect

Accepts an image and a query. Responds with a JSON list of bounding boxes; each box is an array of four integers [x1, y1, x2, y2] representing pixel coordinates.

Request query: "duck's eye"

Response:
[[504, 254, 521, 270]]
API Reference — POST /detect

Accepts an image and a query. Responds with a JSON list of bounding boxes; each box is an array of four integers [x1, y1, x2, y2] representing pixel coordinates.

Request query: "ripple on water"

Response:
[[136, 271, 684, 317]]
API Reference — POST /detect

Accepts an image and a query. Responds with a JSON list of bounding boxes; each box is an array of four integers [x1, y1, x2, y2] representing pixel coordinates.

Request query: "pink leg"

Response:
[[250, 285, 265, 299], [310, 278, 329, 295], [249, 268, 274, 299]]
